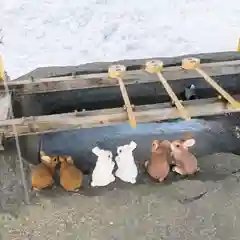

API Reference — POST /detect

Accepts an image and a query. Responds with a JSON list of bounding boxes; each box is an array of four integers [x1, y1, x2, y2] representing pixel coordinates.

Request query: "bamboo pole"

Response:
[[145, 60, 191, 121], [0, 56, 4, 81], [237, 39, 240, 52], [108, 64, 137, 128], [182, 57, 240, 109]]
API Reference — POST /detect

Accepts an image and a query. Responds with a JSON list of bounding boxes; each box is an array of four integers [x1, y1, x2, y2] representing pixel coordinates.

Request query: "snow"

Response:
[[1, 0, 240, 79]]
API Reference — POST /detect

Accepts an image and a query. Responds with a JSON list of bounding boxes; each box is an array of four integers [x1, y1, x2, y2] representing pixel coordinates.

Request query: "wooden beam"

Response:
[[1, 95, 240, 138], [1, 60, 240, 94]]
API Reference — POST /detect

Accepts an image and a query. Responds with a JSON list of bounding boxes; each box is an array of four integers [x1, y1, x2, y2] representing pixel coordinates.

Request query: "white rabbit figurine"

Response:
[[91, 146, 115, 187], [115, 141, 138, 184]]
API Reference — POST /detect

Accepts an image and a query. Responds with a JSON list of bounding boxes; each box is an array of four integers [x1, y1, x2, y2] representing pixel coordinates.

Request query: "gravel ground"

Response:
[[1, 150, 240, 240]]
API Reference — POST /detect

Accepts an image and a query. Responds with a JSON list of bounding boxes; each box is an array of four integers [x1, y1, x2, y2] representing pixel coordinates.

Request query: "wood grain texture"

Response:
[[1, 95, 240, 138], [1, 60, 240, 94]]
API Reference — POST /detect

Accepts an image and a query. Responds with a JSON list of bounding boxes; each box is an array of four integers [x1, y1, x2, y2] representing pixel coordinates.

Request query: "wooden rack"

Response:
[[1, 56, 240, 205], [0, 57, 240, 136]]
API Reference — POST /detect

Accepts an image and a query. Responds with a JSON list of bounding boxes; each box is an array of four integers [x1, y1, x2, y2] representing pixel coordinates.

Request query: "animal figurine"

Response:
[[31, 154, 58, 190], [59, 156, 83, 192], [91, 146, 115, 187], [170, 138, 199, 175], [144, 140, 171, 182], [115, 141, 138, 184]]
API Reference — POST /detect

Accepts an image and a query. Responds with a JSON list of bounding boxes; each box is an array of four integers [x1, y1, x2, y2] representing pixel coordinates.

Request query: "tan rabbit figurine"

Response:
[[144, 140, 172, 182], [31, 154, 58, 190], [59, 156, 83, 192], [170, 138, 199, 175]]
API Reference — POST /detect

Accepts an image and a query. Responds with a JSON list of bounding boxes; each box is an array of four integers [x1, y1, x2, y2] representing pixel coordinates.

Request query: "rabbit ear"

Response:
[[182, 139, 195, 148], [129, 141, 137, 151], [40, 151, 46, 157], [41, 155, 51, 163], [66, 156, 74, 164], [59, 156, 66, 163], [92, 146, 101, 156]]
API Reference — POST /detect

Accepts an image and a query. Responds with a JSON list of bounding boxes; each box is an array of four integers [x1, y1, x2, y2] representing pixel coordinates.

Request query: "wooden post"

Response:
[[0, 56, 4, 81], [1, 61, 30, 204], [237, 39, 240, 52], [0, 134, 4, 150], [145, 60, 191, 121], [108, 64, 137, 128], [0, 55, 6, 149], [182, 57, 240, 109]]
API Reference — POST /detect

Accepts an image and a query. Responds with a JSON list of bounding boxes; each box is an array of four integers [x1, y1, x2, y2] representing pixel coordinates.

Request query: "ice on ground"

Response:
[[1, 0, 240, 79]]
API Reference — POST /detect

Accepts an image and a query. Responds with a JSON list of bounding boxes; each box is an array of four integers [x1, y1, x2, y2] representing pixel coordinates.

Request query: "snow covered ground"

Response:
[[1, 0, 240, 79]]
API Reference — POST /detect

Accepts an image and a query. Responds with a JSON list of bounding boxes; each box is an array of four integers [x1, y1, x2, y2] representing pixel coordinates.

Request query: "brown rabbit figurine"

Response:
[[31, 155, 58, 190], [144, 140, 171, 182], [170, 138, 199, 175], [59, 156, 83, 192]]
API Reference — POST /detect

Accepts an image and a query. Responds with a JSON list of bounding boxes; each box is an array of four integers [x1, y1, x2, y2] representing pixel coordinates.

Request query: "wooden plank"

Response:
[[1, 95, 240, 138], [1, 60, 240, 95], [13, 52, 240, 81]]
